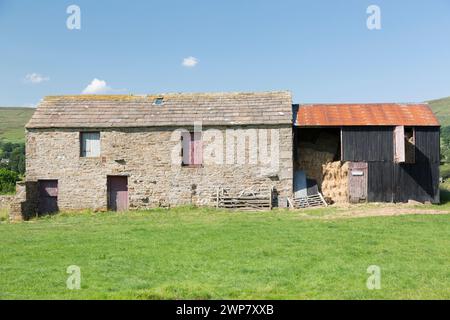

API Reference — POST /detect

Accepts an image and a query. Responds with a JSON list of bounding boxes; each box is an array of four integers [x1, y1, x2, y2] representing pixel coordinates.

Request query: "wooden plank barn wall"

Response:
[[342, 126, 440, 203]]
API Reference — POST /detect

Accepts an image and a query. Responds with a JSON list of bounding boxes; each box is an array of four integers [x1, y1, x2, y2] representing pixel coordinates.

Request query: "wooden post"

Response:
[[269, 187, 273, 210], [216, 187, 219, 208], [318, 192, 328, 207]]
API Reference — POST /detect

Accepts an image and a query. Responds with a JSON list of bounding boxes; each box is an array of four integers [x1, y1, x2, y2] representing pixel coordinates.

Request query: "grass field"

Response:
[[0, 107, 35, 143], [0, 206, 449, 300], [0, 100, 449, 299]]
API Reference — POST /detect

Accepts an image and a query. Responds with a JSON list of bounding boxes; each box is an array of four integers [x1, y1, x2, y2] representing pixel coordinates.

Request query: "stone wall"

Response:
[[1, 182, 39, 221], [0, 195, 14, 218], [8, 182, 38, 221], [25, 125, 293, 213]]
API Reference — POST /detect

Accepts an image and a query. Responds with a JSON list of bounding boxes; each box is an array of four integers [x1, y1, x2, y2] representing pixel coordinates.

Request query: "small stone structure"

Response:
[[19, 91, 294, 217], [3, 182, 38, 221]]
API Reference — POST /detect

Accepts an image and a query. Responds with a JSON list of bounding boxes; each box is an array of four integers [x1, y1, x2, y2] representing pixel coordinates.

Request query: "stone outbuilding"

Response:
[[10, 91, 441, 220], [21, 91, 294, 216]]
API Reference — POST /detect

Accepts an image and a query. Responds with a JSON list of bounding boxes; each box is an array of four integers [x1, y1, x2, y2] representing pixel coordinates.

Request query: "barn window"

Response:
[[181, 132, 203, 167], [80, 132, 100, 157], [394, 126, 415, 163]]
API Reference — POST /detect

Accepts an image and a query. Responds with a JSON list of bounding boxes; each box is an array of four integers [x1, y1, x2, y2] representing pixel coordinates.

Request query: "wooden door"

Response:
[[38, 180, 58, 214], [294, 170, 307, 198], [394, 126, 405, 163], [107, 176, 128, 211], [348, 162, 368, 203]]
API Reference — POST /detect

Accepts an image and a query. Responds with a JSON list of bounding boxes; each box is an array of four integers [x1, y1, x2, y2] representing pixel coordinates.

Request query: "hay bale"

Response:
[[322, 161, 349, 204], [296, 146, 334, 186]]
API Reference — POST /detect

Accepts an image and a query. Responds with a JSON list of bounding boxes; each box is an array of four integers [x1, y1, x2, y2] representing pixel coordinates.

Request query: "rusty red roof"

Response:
[[295, 103, 440, 127]]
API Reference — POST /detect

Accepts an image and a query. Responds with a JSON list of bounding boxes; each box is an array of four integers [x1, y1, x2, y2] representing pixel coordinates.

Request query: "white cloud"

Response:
[[24, 73, 49, 84], [82, 78, 112, 94], [182, 56, 199, 68]]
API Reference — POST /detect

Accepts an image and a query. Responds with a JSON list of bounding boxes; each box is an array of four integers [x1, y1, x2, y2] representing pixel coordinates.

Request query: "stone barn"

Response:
[[20, 92, 293, 217], [9, 92, 442, 220], [293, 103, 440, 204]]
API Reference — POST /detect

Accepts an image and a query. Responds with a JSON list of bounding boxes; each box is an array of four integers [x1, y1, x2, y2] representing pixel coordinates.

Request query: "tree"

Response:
[[0, 141, 25, 175], [0, 168, 19, 194]]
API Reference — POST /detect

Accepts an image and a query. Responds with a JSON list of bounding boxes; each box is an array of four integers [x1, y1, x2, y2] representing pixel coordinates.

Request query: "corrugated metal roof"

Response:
[[26, 91, 293, 129], [295, 103, 440, 127]]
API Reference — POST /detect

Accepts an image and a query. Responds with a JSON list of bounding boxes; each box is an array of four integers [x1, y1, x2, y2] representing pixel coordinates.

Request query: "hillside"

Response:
[[428, 96, 450, 127], [0, 107, 35, 143]]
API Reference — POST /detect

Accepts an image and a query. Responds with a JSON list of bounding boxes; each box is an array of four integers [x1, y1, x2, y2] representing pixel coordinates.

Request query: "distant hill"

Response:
[[428, 97, 450, 127], [0, 107, 35, 143]]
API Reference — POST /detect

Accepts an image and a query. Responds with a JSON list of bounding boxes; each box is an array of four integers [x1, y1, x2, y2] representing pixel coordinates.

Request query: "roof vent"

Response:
[[153, 97, 164, 106]]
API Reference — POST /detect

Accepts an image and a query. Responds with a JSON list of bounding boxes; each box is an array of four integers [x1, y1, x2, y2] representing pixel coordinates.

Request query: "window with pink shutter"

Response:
[[182, 132, 203, 167]]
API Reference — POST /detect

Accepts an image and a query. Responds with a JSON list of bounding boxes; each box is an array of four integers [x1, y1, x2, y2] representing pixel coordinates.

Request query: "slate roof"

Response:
[[295, 103, 440, 127], [26, 91, 293, 129]]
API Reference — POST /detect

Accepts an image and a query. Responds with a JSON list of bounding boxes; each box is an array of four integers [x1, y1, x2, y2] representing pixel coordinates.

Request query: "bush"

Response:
[[441, 126, 450, 163], [0, 141, 25, 175], [0, 169, 19, 194]]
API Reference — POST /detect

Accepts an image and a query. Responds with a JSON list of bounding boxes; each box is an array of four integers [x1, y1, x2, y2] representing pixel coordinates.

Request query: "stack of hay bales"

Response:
[[297, 146, 334, 186], [296, 132, 339, 187], [321, 161, 349, 204], [296, 131, 350, 204]]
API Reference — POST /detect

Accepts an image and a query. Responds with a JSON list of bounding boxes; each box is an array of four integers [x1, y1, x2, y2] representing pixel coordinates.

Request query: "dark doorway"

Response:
[[107, 176, 128, 211], [293, 127, 342, 199], [38, 180, 58, 214]]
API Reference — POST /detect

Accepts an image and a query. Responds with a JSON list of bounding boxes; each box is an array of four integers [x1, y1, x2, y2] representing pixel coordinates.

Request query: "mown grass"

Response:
[[0, 206, 449, 300]]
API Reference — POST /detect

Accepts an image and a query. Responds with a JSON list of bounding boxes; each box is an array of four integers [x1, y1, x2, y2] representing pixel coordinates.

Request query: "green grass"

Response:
[[441, 163, 450, 179], [0, 207, 449, 300], [428, 96, 450, 127], [440, 165, 450, 204], [0, 207, 8, 221], [0, 107, 35, 143]]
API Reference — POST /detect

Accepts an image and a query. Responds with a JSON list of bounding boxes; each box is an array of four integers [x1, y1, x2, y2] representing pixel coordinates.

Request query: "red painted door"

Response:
[[108, 176, 128, 211], [38, 180, 58, 214]]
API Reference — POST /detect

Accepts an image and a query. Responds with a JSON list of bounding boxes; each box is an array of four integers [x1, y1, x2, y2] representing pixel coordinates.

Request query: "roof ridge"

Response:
[[299, 102, 428, 106], [43, 90, 292, 100]]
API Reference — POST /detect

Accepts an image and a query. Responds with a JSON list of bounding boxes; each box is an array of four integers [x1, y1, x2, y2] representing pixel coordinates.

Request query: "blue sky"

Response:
[[0, 0, 449, 106]]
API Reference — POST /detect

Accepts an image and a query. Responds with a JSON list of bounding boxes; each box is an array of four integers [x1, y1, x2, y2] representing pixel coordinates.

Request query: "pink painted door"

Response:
[[107, 176, 128, 211], [38, 180, 58, 214]]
